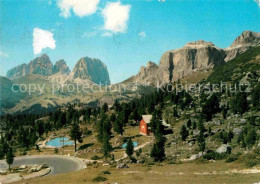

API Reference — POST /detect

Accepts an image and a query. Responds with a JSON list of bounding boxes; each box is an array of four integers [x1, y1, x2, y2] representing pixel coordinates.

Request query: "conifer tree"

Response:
[[70, 122, 82, 152], [197, 132, 206, 153], [6, 147, 14, 170], [102, 132, 112, 160], [126, 138, 134, 158], [180, 125, 189, 141]]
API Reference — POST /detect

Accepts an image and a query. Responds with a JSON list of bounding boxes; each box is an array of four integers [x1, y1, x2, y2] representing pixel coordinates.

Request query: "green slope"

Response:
[[207, 45, 260, 84]]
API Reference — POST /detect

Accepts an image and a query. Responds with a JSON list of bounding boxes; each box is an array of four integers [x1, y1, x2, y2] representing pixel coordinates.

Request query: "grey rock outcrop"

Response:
[[126, 31, 260, 86], [72, 57, 110, 85], [128, 40, 225, 85], [6, 63, 28, 79], [225, 31, 260, 61], [28, 54, 53, 76], [6, 54, 53, 79], [53, 59, 70, 74], [160, 40, 226, 82], [216, 144, 231, 154], [116, 163, 129, 169]]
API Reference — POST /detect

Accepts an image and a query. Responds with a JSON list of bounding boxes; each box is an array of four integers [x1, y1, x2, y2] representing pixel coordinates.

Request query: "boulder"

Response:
[[193, 130, 200, 136], [239, 119, 247, 124], [216, 144, 231, 154], [213, 119, 222, 126], [19, 165, 26, 169], [29, 165, 38, 173], [116, 163, 129, 169], [188, 141, 194, 147], [0, 169, 8, 174], [233, 128, 242, 135], [189, 152, 203, 161]]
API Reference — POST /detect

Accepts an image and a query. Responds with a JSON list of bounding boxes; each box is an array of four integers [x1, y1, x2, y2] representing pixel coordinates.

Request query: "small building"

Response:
[[139, 115, 170, 136]]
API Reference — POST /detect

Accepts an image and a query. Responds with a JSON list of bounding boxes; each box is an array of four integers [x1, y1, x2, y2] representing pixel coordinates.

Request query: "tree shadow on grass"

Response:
[[78, 143, 94, 150]]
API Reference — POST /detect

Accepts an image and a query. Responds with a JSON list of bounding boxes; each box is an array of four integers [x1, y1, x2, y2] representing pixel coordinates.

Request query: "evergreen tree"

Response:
[[97, 113, 107, 142], [197, 132, 205, 153], [187, 119, 192, 128], [246, 127, 257, 149], [222, 105, 228, 119], [150, 109, 162, 133], [6, 147, 14, 170], [173, 106, 178, 117], [70, 122, 82, 152], [113, 119, 124, 135], [180, 125, 189, 141], [126, 138, 134, 158], [228, 130, 234, 143], [192, 121, 197, 130], [0, 142, 5, 159], [202, 93, 220, 121], [231, 92, 248, 115], [102, 132, 112, 160], [102, 103, 109, 113], [110, 113, 116, 122], [252, 83, 260, 110], [150, 120, 165, 162], [198, 118, 206, 133]]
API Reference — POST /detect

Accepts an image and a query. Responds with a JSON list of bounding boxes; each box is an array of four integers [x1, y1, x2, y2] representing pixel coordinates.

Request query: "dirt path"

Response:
[[116, 141, 152, 162]]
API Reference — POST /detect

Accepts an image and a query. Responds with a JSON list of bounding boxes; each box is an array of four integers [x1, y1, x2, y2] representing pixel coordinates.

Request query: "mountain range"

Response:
[[1, 30, 260, 114], [125, 31, 260, 85], [6, 55, 111, 85]]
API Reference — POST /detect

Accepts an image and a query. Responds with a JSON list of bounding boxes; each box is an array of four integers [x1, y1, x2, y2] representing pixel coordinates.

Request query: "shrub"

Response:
[[203, 151, 227, 160], [54, 148, 58, 154], [91, 155, 102, 160], [226, 154, 240, 163], [242, 153, 260, 167], [101, 170, 111, 174], [92, 176, 107, 182]]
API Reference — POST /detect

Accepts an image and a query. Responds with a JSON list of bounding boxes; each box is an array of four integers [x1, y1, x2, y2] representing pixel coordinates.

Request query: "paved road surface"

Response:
[[0, 155, 85, 175]]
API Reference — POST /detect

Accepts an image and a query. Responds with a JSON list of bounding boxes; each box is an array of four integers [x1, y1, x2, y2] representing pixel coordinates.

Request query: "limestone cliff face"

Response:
[[159, 40, 225, 83], [6, 55, 53, 79], [225, 31, 260, 61], [6, 64, 29, 79], [128, 31, 260, 85], [72, 57, 110, 85], [130, 40, 225, 85], [53, 59, 70, 74], [28, 54, 53, 76]]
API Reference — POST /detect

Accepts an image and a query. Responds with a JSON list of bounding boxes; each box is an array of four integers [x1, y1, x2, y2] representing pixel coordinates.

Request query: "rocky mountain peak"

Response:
[[230, 31, 260, 47], [53, 59, 70, 74], [28, 54, 53, 76], [72, 57, 110, 85], [225, 31, 260, 61], [6, 64, 29, 80], [146, 61, 158, 68]]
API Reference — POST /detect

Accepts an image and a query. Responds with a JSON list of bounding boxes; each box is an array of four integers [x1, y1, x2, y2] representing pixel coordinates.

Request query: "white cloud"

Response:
[[57, 0, 100, 18], [82, 31, 97, 38], [33, 28, 56, 55], [254, 0, 260, 6], [101, 32, 113, 37], [102, 2, 131, 33], [0, 51, 9, 58], [138, 31, 146, 38]]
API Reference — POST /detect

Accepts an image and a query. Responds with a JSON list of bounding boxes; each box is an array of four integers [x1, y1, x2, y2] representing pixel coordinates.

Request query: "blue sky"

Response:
[[0, 0, 260, 83]]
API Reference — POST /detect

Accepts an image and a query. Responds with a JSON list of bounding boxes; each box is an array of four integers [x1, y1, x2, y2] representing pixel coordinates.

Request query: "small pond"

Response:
[[122, 141, 138, 149], [46, 137, 74, 147]]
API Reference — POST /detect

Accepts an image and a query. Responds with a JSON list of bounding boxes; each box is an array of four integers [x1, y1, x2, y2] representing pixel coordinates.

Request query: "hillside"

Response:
[[207, 45, 260, 84]]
